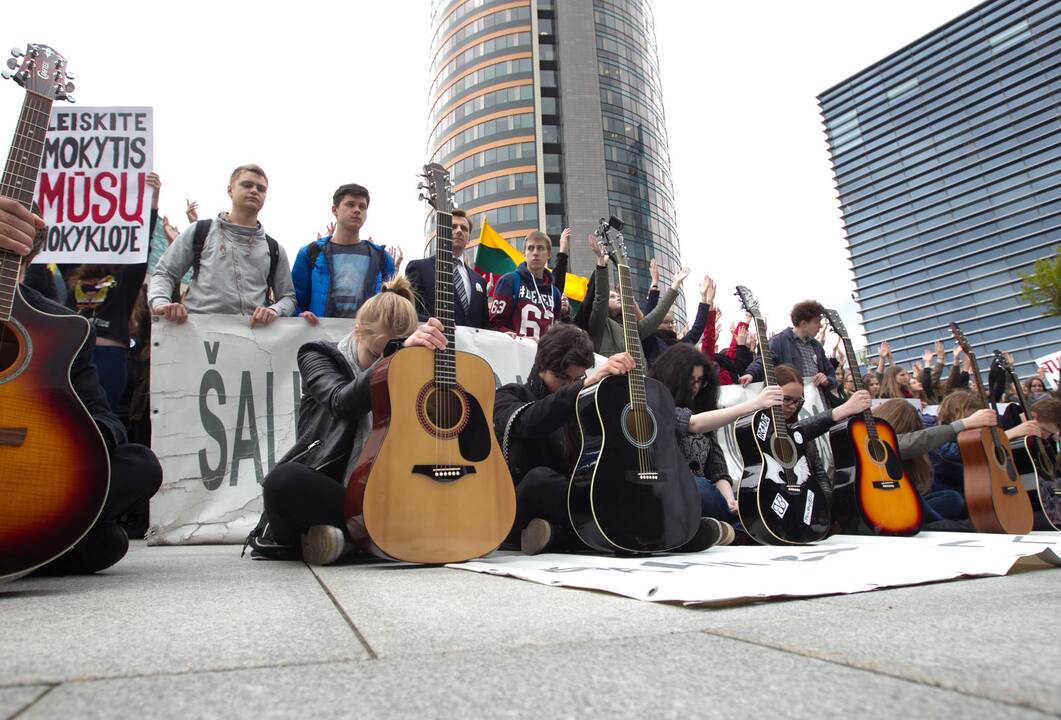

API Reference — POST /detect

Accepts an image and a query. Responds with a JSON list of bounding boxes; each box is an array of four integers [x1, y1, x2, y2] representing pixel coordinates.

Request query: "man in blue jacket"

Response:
[[292, 183, 396, 322], [739, 299, 836, 391]]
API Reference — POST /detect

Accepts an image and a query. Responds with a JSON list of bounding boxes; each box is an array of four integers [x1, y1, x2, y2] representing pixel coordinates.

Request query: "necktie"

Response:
[[453, 261, 469, 313]]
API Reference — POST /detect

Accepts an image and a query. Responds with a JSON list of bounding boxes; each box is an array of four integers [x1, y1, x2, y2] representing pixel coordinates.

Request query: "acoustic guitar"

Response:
[[733, 286, 830, 544], [824, 309, 921, 535], [568, 218, 700, 554], [1, 45, 110, 581], [994, 350, 1059, 531], [343, 163, 515, 563], [948, 323, 1032, 534]]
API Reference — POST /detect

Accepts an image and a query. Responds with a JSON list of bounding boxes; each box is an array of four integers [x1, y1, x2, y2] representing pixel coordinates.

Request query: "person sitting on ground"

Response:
[[291, 183, 400, 325], [642, 263, 713, 366], [4, 199, 163, 575], [649, 343, 781, 531], [1023, 374, 1051, 405], [489, 230, 565, 339], [739, 300, 837, 394], [148, 164, 297, 327], [872, 399, 996, 524], [878, 365, 915, 400], [587, 233, 688, 356], [249, 278, 447, 565]]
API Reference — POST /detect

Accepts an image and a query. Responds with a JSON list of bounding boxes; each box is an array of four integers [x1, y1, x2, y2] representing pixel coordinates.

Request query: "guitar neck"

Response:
[[432, 210, 457, 387], [751, 314, 789, 439], [839, 334, 878, 436], [0, 91, 53, 322], [616, 263, 648, 409], [965, 351, 991, 409]]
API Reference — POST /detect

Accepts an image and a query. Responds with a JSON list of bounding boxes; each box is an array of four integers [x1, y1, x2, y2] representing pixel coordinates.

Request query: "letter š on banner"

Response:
[[35, 107, 152, 265]]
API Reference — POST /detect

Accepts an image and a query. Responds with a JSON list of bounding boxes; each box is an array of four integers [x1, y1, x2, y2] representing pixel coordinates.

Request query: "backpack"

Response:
[[190, 219, 280, 300]]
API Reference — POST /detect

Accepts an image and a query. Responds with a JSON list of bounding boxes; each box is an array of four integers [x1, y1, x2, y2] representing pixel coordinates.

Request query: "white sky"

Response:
[[1, 0, 976, 347]]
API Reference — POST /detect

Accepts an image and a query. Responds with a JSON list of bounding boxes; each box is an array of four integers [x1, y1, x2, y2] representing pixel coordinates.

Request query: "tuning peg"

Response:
[[1, 70, 12, 80], [418, 193, 427, 202], [65, 82, 74, 93], [5, 58, 16, 70], [67, 95, 75, 103], [64, 70, 75, 80], [10, 47, 23, 58], [417, 182, 426, 189]]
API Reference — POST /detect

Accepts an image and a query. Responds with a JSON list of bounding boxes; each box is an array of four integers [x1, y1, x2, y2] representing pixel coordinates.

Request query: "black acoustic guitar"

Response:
[[567, 218, 699, 554], [733, 286, 830, 545], [994, 351, 1060, 531]]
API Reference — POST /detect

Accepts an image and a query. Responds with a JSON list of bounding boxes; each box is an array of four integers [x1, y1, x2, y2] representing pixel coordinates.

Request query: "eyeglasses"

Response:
[[782, 395, 804, 409]]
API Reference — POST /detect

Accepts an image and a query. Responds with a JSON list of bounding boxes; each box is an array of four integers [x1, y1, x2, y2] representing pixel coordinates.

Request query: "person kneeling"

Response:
[[248, 278, 446, 565]]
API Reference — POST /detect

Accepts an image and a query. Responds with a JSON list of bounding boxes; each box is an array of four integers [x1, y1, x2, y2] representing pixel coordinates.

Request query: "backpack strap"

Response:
[[304, 241, 323, 306], [265, 234, 279, 292], [190, 219, 212, 282]]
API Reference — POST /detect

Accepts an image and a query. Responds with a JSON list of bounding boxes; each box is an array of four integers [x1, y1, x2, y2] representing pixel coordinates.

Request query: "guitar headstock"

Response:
[[3, 44, 74, 102], [993, 349, 1013, 374], [948, 322, 973, 358], [594, 216, 627, 265], [823, 308, 848, 338], [418, 162, 454, 213], [735, 285, 761, 318]]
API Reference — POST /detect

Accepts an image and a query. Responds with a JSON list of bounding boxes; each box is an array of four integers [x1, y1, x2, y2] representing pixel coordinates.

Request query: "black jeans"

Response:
[[508, 466, 587, 551], [262, 462, 346, 546]]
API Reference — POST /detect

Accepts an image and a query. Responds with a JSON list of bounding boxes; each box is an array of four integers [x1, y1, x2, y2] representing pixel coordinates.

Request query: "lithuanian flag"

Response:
[[473, 220, 588, 302]]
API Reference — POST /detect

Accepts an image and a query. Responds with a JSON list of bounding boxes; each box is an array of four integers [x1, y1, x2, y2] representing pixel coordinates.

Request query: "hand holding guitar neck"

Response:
[[583, 352, 634, 387], [0, 196, 43, 255], [963, 408, 997, 430]]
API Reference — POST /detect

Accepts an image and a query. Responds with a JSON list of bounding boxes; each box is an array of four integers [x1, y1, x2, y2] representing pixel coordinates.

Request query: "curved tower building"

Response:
[[427, 0, 685, 319]]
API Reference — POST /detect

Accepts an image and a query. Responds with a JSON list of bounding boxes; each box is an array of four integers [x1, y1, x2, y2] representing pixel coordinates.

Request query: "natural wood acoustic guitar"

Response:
[[948, 323, 1032, 534], [343, 163, 515, 563]]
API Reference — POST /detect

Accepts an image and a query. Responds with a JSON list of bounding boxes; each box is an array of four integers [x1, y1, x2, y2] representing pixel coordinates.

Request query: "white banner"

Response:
[[449, 531, 1061, 605], [35, 106, 152, 264], [148, 316, 540, 544]]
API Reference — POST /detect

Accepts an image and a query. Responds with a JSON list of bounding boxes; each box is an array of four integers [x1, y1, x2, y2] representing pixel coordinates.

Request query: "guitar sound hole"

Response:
[[993, 444, 1008, 467], [771, 436, 797, 466], [624, 407, 655, 445], [867, 438, 888, 463], [0, 321, 22, 374], [426, 387, 464, 430]]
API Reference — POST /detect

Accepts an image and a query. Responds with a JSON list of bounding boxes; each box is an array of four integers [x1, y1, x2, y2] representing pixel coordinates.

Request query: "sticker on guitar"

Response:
[[803, 490, 815, 525], [756, 413, 771, 442], [771, 494, 789, 518]]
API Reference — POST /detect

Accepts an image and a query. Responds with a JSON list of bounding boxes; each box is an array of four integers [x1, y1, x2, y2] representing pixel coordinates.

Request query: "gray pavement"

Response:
[[2, 542, 1059, 719]]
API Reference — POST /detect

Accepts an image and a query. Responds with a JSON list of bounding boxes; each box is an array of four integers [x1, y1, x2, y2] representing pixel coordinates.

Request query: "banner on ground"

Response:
[[448, 532, 1061, 605], [35, 106, 153, 264], [148, 316, 542, 545]]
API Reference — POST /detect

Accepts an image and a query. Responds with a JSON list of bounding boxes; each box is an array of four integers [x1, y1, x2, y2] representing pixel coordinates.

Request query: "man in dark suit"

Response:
[[405, 209, 490, 329]]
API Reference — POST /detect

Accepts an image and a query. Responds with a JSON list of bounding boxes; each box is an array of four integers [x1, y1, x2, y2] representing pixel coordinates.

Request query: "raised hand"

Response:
[[671, 266, 691, 291], [559, 227, 571, 254], [145, 173, 161, 210], [588, 233, 607, 267], [162, 216, 179, 244], [185, 199, 198, 223], [649, 257, 659, 286], [879, 339, 892, 359], [699, 274, 716, 304], [934, 339, 945, 362], [387, 245, 404, 272]]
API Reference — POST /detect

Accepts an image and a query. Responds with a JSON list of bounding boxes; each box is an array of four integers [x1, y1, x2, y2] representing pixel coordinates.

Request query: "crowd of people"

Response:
[[2, 161, 1059, 574]]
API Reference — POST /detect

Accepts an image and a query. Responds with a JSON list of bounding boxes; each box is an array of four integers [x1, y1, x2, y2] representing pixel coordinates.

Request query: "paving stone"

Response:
[[0, 544, 366, 686], [21, 631, 1051, 720], [0, 685, 51, 717]]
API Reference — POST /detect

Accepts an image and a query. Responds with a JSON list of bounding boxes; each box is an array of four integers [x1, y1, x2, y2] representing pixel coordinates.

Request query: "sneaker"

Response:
[[301, 525, 349, 566], [33, 524, 129, 575], [242, 521, 300, 561], [674, 517, 723, 553], [520, 518, 555, 555], [716, 521, 736, 546]]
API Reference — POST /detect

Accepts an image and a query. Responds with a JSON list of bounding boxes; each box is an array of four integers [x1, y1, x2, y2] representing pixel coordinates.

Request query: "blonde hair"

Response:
[[354, 277, 418, 348]]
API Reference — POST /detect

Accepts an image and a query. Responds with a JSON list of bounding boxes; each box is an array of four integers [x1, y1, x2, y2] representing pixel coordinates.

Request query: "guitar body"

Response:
[[734, 409, 831, 545], [569, 375, 699, 554], [344, 346, 515, 563], [1013, 438, 1061, 531], [1, 290, 111, 581], [847, 416, 922, 535], [958, 427, 1033, 534]]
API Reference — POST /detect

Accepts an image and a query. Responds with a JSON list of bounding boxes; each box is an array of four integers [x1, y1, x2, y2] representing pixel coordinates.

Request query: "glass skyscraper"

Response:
[[819, 0, 1060, 382], [427, 0, 685, 318]]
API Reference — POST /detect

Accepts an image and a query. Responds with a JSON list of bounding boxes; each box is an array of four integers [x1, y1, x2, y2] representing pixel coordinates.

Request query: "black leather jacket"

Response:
[[278, 340, 377, 482], [494, 372, 585, 485]]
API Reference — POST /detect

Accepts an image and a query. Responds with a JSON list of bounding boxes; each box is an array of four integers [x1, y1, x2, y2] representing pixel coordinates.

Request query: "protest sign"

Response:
[[1034, 349, 1060, 389], [35, 106, 152, 264], [148, 316, 541, 545], [449, 531, 1061, 605]]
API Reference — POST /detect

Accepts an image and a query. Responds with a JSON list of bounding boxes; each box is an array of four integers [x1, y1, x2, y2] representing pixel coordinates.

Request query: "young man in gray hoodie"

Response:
[[148, 164, 296, 327]]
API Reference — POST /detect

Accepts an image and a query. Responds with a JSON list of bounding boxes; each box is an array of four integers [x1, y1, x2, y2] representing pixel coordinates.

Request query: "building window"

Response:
[[988, 20, 1030, 54], [545, 183, 563, 203], [544, 153, 562, 172], [886, 77, 919, 101], [546, 213, 564, 235], [541, 96, 558, 115], [542, 125, 561, 143], [540, 70, 557, 88], [539, 18, 554, 35]]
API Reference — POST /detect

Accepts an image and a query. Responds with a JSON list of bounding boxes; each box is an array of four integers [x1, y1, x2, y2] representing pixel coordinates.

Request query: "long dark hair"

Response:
[[649, 343, 718, 413]]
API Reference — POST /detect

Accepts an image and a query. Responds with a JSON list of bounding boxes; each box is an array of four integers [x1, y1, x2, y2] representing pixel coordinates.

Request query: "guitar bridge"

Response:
[[412, 465, 476, 482], [1002, 486, 1019, 496], [636, 472, 659, 482], [1052, 488, 1061, 497], [871, 481, 900, 490]]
